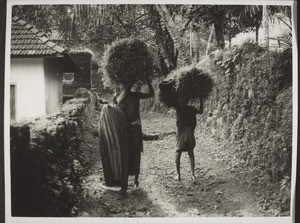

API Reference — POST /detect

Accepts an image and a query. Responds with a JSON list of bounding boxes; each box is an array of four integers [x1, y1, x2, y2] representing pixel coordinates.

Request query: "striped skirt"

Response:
[[99, 105, 129, 188]]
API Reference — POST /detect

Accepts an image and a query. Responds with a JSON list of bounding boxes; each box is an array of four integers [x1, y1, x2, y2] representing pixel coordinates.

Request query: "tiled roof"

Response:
[[11, 16, 65, 56]]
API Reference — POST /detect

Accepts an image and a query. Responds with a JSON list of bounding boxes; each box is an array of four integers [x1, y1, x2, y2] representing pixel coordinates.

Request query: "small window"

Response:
[[63, 73, 75, 84]]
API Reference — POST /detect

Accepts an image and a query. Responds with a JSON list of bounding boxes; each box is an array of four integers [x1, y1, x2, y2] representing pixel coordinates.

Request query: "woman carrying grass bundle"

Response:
[[174, 96, 204, 182], [113, 78, 154, 191], [101, 37, 155, 194]]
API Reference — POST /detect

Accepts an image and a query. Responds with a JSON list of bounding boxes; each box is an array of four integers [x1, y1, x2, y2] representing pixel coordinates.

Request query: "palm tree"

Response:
[[156, 4, 192, 65], [228, 5, 262, 43], [145, 5, 178, 73], [262, 5, 292, 49], [262, 5, 270, 48]]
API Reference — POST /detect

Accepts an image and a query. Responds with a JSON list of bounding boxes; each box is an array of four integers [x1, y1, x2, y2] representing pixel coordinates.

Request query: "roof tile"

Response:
[[36, 31, 46, 37], [12, 16, 20, 22], [40, 36, 48, 43], [10, 19, 66, 56], [53, 45, 64, 53], [17, 19, 27, 26], [30, 27, 39, 34], [24, 24, 32, 29], [46, 41, 56, 48]]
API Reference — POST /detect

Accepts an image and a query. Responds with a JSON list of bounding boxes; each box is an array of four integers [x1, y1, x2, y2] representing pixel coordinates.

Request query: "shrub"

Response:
[[75, 88, 90, 99], [69, 50, 93, 84]]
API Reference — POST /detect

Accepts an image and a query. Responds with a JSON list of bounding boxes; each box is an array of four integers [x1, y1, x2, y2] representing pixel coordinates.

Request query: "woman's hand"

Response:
[[138, 76, 154, 99]]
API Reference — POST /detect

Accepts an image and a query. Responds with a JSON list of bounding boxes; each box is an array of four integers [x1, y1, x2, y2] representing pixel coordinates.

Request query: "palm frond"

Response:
[[268, 31, 292, 50], [271, 13, 292, 30]]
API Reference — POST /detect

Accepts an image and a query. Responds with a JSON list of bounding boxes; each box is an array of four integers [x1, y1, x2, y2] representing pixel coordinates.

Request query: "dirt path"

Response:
[[78, 112, 275, 217]]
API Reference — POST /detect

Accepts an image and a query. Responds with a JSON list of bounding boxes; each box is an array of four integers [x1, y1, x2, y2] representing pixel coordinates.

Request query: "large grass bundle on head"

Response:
[[168, 66, 213, 100], [101, 38, 154, 88], [158, 79, 179, 107]]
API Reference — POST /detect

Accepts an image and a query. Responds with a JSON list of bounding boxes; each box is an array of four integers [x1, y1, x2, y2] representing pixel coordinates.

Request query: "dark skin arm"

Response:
[[112, 94, 117, 105], [195, 97, 204, 114], [137, 79, 155, 99], [112, 90, 120, 105]]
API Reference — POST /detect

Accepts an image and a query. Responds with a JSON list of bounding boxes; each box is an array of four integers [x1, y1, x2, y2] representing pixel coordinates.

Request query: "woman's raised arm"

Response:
[[138, 79, 155, 99]]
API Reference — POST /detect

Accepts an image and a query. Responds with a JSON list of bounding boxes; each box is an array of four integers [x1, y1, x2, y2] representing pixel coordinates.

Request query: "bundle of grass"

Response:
[[159, 67, 213, 107], [168, 66, 213, 100], [101, 38, 155, 88], [158, 79, 178, 107]]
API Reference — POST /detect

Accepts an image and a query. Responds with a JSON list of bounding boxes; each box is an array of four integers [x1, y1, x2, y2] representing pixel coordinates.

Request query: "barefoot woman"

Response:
[[114, 78, 154, 189]]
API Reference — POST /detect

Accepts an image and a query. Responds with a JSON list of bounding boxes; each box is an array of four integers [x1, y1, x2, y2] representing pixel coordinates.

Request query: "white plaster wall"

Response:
[[44, 58, 63, 114], [10, 58, 46, 121]]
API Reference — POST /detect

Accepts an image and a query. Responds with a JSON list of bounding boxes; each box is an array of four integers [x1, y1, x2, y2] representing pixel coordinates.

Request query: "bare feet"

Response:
[[119, 188, 127, 196], [134, 180, 139, 189], [175, 174, 181, 181], [191, 175, 196, 182]]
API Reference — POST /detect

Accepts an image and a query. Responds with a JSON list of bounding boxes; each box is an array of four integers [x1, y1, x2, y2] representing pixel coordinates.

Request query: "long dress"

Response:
[[99, 105, 129, 189], [116, 92, 143, 176]]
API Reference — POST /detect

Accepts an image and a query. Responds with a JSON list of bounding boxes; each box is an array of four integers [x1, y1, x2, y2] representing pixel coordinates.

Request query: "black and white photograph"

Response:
[[3, 0, 298, 222]]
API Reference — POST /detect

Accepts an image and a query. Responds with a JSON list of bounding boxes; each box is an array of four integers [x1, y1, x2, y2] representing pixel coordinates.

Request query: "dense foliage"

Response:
[[69, 50, 93, 84], [199, 43, 292, 215]]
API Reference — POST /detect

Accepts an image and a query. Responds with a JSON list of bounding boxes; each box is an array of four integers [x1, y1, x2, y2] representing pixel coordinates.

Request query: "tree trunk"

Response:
[[206, 24, 214, 55], [195, 31, 200, 63], [189, 27, 193, 62], [213, 18, 225, 49], [147, 6, 176, 74], [262, 5, 269, 48], [255, 23, 260, 43], [156, 4, 191, 65], [190, 30, 201, 64]]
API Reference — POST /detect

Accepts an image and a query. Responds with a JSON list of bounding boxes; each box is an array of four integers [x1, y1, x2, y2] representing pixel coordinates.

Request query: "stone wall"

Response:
[[197, 44, 292, 214], [10, 90, 100, 217]]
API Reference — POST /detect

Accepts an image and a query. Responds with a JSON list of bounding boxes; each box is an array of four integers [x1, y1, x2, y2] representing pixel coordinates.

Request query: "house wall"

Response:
[[10, 58, 46, 121], [43, 58, 63, 114]]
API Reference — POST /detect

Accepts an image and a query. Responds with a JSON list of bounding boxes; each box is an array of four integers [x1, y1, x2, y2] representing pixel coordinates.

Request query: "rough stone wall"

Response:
[[197, 44, 292, 213], [10, 90, 100, 217]]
